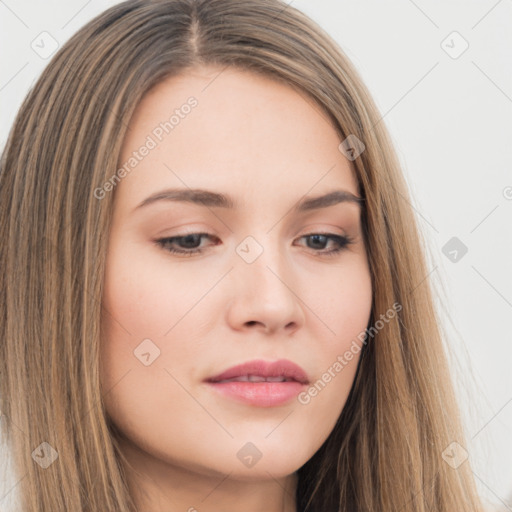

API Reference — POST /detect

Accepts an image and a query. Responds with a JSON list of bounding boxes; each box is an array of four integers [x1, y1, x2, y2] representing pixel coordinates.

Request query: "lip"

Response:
[[204, 359, 309, 407]]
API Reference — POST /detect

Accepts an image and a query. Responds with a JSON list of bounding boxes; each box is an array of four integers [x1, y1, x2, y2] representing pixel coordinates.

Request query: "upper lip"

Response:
[[205, 359, 309, 384]]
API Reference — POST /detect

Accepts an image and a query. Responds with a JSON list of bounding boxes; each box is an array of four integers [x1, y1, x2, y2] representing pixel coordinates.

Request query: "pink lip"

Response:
[[204, 359, 309, 407]]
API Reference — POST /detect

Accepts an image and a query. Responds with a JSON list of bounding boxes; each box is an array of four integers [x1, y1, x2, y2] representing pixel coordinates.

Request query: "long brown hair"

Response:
[[0, 0, 484, 510]]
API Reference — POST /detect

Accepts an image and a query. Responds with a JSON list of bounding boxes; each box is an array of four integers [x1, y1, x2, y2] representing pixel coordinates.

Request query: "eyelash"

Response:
[[154, 232, 354, 258]]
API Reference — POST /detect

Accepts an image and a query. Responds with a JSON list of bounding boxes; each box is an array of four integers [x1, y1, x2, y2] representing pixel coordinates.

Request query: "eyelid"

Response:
[[154, 230, 355, 258]]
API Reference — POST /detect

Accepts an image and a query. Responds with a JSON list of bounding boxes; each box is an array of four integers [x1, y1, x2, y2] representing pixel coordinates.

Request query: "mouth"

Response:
[[204, 359, 309, 407], [211, 375, 297, 383]]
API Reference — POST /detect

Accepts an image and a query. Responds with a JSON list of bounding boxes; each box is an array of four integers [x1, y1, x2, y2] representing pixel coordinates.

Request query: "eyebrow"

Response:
[[132, 188, 364, 213]]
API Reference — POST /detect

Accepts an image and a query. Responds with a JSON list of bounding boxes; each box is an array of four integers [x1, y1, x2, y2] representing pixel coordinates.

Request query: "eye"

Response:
[[154, 232, 354, 257], [296, 233, 354, 257], [155, 233, 217, 257]]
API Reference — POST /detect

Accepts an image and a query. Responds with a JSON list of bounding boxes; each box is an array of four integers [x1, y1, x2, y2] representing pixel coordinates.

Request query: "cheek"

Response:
[[99, 245, 188, 434], [316, 257, 373, 345], [99, 240, 215, 394], [99, 243, 169, 393], [102, 242, 206, 335], [300, 258, 372, 406], [102, 261, 165, 334]]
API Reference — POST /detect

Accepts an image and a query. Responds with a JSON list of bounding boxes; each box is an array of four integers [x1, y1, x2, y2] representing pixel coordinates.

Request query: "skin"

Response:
[[100, 65, 372, 512]]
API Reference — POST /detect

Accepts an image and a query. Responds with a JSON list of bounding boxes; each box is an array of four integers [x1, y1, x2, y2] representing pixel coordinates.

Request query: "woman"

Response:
[[0, 0, 485, 510]]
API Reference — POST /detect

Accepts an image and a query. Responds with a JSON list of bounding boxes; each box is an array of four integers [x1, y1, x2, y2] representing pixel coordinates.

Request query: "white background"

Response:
[[1, 1, 511, 510]]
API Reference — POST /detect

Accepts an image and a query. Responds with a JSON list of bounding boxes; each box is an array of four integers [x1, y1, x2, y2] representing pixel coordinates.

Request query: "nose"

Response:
[[224, 239, 306, 336]]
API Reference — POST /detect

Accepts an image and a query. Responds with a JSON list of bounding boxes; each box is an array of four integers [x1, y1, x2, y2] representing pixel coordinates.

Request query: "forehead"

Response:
[[115, 65, 359, 207]]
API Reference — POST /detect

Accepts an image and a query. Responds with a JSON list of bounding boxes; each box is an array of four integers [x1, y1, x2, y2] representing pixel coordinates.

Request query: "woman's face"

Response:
[[100, 65, 372, 493]]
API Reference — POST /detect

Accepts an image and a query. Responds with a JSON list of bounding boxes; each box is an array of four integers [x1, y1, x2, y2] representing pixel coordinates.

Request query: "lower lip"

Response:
[[206, 381, 306, 407]]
